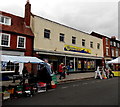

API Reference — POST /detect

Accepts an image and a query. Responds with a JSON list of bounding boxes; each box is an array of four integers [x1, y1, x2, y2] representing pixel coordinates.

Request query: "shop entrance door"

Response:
[[52, 61, 58, 73]]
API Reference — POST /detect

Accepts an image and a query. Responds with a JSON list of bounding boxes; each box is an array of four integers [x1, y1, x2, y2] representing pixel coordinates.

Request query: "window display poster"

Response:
[[78, 61, 81, 69], [1, 62, 7, 71], [87, 61, 90, 69]]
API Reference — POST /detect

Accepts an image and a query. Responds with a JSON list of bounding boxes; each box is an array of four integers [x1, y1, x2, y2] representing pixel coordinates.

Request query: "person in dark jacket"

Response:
[[37, 64, 52, 84], [20, 66, 28, 85]]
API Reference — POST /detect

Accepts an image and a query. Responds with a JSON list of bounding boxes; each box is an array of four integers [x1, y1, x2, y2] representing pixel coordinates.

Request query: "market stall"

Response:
[[106, 57, 120, 76], [1, 55, 57, 100]]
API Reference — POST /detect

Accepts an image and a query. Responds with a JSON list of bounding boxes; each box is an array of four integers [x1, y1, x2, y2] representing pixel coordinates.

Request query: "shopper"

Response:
[[105, 68, 110, 78], [101, 66, 107, 79], [109, 68, 114, 78], [12, 66, 19, 83], [59, 63, 66, 80], [20, 66, 28, 85], [94, 66, 102, 79]]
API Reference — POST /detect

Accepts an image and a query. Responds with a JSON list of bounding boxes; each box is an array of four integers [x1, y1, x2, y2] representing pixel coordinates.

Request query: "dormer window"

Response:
[[0, 15, 11, 25]]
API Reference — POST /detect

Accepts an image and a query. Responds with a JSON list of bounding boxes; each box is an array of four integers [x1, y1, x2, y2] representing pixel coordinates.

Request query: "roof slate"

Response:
[[0, 11, 34, 37]]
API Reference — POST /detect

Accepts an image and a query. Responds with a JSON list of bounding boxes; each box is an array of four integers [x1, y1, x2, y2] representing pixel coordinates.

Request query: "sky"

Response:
[[0, 0, 119, 39]]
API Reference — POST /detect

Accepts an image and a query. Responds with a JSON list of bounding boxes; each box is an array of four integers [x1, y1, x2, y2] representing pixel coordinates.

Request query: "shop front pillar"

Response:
[[65, 55, 67, 66], [74, 57, 76, 71], [102, 58, 105, 68]]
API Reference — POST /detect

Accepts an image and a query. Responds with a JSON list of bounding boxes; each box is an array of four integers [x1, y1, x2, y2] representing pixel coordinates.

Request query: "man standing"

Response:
[[59, 63, 65, 80]]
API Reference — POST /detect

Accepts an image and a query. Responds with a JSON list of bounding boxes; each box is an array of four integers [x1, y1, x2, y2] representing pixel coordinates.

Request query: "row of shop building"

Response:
[[0, 0, 120, 74]]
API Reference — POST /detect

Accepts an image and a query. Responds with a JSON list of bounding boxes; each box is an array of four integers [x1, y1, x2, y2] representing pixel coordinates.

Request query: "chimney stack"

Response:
[[24, 0, 31, 26], [111, 36, 116, 40]]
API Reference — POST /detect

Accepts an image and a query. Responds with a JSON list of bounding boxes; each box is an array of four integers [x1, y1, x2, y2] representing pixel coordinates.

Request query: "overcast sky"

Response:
[[0, 0, 119, 39]]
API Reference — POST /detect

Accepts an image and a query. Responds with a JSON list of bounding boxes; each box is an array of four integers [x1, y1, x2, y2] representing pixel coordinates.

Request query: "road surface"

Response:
[[3, 77, 119, 106]]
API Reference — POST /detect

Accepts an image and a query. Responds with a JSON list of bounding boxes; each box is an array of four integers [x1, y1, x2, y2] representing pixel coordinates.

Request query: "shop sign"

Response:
[[64, 45, 91, 54]]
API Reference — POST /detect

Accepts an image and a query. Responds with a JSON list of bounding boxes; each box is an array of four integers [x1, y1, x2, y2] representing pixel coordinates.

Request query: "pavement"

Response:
[[57, 72, 94, 84], [0, 72, 95, 86]]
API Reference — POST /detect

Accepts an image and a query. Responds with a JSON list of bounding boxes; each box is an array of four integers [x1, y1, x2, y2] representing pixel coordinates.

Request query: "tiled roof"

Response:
[[0, 11, 34, 37]]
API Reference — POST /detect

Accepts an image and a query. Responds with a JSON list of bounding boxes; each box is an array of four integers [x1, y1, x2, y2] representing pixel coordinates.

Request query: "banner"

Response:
[[64, 45, 91, 54]]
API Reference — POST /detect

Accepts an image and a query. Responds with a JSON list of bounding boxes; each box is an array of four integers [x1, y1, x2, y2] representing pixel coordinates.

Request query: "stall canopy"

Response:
[[107, 57, 120, 64], [1, 55, 44, 64]]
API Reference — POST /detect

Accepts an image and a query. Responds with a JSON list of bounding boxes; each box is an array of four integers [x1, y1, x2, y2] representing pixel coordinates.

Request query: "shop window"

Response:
[[0, 15, 11, 25], [84, 61, 87, 68], [59, 33, 64, 42], [1, 61, 19, 71], [17, 36, 26, 48], [44, 29, 50, 39], [72, 36, 76, 44], [0, 33, 10, 47], [90, 41, 93, 48], [82, 39, 85, 46], [77, 61, 81, 69]]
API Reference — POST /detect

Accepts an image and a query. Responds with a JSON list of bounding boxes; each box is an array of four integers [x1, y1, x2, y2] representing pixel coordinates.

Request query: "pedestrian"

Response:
[[66, 64, 70, 75], [20, 66, 28, 85], [12, 65, 19, 83], [44, 59, 53, 75], [105, 68, 110, 78], [94, 66, 102, 79], [109, 68, 114, 78], [50, 63, 54, 74], [101, 66, 107, 79], [59, 63, 66, 80], [43, 59, 53, 89]]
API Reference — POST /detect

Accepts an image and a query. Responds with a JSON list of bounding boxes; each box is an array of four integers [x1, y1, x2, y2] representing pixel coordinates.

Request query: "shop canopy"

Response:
[[1, 55, 44, 64], [106, 57, 120, 64]]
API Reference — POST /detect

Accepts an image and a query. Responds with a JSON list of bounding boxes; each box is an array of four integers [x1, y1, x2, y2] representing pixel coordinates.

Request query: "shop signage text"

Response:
[[64, 45, 91, 54]]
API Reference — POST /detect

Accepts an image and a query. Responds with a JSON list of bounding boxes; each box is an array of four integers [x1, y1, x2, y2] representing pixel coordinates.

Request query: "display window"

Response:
[[1, 61, 19, 71]]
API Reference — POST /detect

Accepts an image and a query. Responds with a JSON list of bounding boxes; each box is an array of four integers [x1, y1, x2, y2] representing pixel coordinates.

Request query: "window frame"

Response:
[[97, 43, 100, 49], [105, 38, 109, 45], [111, 48, 115, 57], [59, 33, 65, 42], [44, 29, 51, 39], [90, 41, 93, 48], [116, 49, 119, 57], [0, 15, 11, 26], [82, 39, 85, 47], [117, 43, 120, 48], [0, 33, 10, 47], [17, 36, 26, 49], [106, 47, 109, 56], [114, 42, 116, 47], [72, 36, 76, 44]]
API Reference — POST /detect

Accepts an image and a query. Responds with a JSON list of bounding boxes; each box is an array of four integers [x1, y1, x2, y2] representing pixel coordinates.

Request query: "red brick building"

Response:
[[91, 32, 120, 68], [0, 1, 34, 73]]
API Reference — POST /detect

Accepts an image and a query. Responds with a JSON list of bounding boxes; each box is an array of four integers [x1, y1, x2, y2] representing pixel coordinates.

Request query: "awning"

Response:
[[106, 57, 120, 64], [0, 55, 44, 64]]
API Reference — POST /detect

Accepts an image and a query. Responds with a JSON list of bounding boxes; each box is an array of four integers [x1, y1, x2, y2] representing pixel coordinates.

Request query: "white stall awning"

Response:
[[1, 55, 44, 64], [106, 57, 120, 64]]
